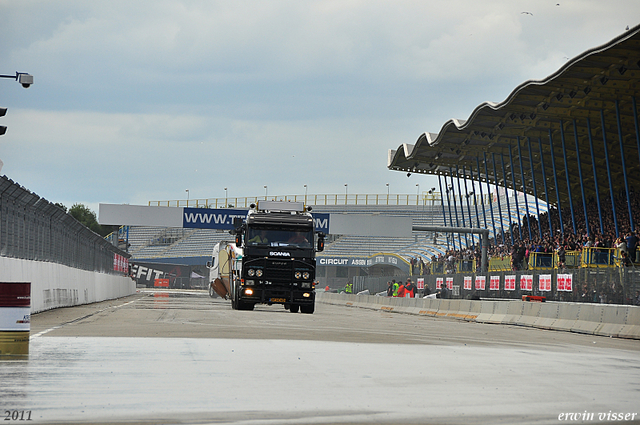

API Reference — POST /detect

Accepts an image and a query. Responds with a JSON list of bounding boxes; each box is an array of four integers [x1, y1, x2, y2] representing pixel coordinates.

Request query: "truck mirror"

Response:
[[236, 233, 242, 246], [316, 232, 325, 252]]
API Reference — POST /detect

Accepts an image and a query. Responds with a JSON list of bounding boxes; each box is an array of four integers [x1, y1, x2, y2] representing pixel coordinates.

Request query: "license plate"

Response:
[[270, 298, 286, 303]]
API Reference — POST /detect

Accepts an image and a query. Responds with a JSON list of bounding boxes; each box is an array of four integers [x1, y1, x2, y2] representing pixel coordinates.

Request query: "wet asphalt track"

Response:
[[1, 289, 639, 425]]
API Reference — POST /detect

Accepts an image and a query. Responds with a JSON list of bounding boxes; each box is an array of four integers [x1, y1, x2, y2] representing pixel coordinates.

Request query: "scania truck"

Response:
[[207, 200, 324, 314]]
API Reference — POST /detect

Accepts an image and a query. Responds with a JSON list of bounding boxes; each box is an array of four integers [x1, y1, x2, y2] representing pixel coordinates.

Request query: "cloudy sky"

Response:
[[0, 1, 637, 211]]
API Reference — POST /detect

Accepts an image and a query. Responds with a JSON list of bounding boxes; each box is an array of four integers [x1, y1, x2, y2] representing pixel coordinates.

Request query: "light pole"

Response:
[[185, 189, 189, 207], [224, 187, 228, 207], [303, 184, 308, 205], [264, 185, 268, 200], [344, 184, 348, 205]]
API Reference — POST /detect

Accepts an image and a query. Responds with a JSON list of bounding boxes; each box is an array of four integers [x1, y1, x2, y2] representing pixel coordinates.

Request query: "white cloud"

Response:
[[0, 0, 638, 210]]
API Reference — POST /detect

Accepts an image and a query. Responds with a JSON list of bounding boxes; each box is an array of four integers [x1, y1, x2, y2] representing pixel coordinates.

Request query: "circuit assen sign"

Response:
[[317, 254, 409, 273]]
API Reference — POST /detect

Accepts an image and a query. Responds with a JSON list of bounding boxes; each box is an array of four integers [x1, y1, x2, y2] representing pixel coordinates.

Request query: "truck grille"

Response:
[[265, 260, 292, 281]]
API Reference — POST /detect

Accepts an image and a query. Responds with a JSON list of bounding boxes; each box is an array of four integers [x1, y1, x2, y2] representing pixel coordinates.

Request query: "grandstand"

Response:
[[127, 192, 546, 265]]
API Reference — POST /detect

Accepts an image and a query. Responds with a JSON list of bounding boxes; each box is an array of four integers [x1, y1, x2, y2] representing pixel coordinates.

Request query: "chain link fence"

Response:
[[0, 176, 129, 274]]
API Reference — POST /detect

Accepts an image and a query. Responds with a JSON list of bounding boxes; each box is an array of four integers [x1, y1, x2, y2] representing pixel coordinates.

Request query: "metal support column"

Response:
[[449, 170, 463, 248], [491, 153, 505, 244], [586, 117, 604, 235], [517, 137, 532, 239], [548, 129, 564, 234], [463, 166, 479, 246], [455, 165, 469, 247], [438, 174, 451, 250], [500, 153, 513, 244], [633, 97, 640, 192], [538, 137, 554, 237], [483, 152, 498, 244], [600, 109, 619, 237], [508, 143, 523, 240], [476, 157, 488, 231], [526, 138, 543, 238], [573, 120, 590, 238], [615, 99, 634, 232], [560, 121, 577, 234]]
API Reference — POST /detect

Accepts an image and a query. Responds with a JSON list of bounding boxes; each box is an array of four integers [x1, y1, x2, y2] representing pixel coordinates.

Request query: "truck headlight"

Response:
[[245, 288, 254, 296], [302, 292, 311, 298], [256, 269, 263, 277], [302, 272, 310, 280], [294, 271, 302, 279], [247, 269, 255, 277]]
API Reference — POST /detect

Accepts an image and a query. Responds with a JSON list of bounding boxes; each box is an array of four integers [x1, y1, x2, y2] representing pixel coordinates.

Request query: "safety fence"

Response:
[[427, 247, 637, 274], [316, 292, 640, 339], [331, 267, 640, 306], [0, 176, 129, 275]]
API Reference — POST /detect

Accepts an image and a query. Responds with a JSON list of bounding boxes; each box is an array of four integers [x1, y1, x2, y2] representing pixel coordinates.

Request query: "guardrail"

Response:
[[316, 292, 640, 339]]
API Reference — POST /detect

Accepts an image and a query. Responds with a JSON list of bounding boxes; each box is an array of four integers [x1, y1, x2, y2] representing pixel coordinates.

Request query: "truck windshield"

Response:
[[246, 227, 313, 248]]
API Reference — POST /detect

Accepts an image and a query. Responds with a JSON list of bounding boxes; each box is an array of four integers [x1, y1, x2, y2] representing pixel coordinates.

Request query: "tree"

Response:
[[69, 203, 110, 237]]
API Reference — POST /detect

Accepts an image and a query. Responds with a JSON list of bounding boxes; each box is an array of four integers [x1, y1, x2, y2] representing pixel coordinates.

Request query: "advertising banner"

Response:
[[520, 275, 533, 291], [436, 277, 444, 289], [557, 273, 573, 292], [490, 275, 500, 291], [463, 276, 472, 290], [417, 278, 425, 290], [446, 277, 453, 290], [505, 275, 516, 291], [475, 276, 486, 290], [539, 274, 552, 292]]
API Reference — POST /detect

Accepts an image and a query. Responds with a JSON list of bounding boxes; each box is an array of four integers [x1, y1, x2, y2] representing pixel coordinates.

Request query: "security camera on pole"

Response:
[[0, 71, 34, 173]]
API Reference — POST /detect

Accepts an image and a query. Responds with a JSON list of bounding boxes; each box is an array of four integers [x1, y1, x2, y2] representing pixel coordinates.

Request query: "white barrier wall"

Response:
[[1, 257, 136, 313], [317, 292, 640, 340]]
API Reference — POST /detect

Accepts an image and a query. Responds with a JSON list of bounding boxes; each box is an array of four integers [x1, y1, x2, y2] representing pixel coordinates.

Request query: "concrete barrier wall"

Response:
[[316, 292, 640, 340], [1, 257, 136, 314]]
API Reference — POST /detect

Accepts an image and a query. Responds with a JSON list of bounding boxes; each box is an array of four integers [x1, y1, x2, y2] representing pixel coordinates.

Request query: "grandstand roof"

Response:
[[388, 24, 640, 207]]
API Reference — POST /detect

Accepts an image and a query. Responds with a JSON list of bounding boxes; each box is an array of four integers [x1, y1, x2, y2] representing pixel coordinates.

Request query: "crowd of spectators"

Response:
[[424, 189, 640, 273]]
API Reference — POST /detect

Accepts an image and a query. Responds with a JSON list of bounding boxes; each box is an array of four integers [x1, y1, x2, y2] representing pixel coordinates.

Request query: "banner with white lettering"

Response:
[[446, 277, 453, 290], [436, 277, 444, 289], [182, 208, 330, 233], [475, 276, 486, 290]]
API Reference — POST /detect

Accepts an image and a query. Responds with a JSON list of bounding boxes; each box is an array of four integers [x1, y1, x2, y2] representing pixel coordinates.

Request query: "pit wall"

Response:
[[316, 292, 640, 340], [1, 257, 136, 314]]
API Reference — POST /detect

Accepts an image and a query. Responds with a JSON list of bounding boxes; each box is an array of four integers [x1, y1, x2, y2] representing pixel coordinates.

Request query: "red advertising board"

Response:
[[475, 276, 486, 290], [505, 275, 516, 291], [557, 273, 573, 292], [417, 278, 425, 290], [490, 275, 500, 290], [520, 275, 533, 291], [436, 277, 444, 289], [463, 276, 472, 290], [539, 274, 552, 292], [446, 277, 453, 290]]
